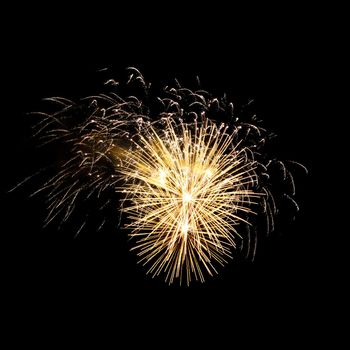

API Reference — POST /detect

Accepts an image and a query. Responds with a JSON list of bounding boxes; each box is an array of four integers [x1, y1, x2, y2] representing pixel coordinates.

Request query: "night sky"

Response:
[[1, 5, 331, 344]]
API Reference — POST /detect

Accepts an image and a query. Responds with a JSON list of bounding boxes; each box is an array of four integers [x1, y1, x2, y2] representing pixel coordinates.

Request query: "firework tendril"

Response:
[[28, 67, 306, 285]]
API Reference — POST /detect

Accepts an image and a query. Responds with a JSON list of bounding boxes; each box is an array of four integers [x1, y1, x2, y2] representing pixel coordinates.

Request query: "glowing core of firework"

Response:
[[117, 117, 261, 285]]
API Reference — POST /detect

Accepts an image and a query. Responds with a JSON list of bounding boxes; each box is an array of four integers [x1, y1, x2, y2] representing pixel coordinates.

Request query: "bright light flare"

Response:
[[117, 117, 262, 285]]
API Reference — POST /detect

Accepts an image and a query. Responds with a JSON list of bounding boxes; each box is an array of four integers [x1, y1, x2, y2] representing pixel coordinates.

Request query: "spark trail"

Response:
[[26, 67, 305, 285]]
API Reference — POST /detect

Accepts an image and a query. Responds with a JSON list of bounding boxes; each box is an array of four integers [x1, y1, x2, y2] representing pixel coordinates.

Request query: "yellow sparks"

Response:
[[117, 117, 262, 285]]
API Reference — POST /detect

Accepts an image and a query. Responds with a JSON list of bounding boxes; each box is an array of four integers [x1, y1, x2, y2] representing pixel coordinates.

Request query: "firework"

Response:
[[25, 67, 305, 285], [116, 116, 263, 284]]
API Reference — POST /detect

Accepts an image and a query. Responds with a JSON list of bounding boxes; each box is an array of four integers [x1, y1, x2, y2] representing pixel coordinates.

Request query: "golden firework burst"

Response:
[[117, 116, 262, 285], [25, 68, 305, 286]]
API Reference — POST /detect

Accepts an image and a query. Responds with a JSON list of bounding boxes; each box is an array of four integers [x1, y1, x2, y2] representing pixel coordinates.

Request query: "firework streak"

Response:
[[30, 67, 305, 285]]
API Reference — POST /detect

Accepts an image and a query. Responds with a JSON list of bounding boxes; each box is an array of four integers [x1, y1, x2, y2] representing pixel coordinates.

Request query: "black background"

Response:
[[1, 4, 332, 345]]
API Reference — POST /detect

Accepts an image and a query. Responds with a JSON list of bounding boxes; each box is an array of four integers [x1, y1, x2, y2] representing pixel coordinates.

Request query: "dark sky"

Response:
[[1, 5, 332, 344]]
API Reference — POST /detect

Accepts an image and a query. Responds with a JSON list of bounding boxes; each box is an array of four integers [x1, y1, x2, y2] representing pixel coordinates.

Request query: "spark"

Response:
[[22, 67, 305, 285], [116, 117, 262, 285]]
